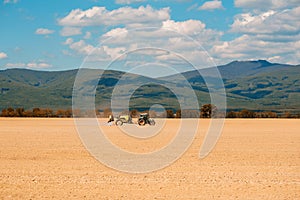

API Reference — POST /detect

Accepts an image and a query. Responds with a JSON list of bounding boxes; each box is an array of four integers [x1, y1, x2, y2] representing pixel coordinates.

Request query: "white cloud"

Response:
[[58, 6, 223, 67], [35, 28, 54, 35], [58, 3, 299, 69], [198, 0, 224, 11], [102, 28, 128, 41], [231, 7, 300, 35], [58, 5, 170, 28], [161, 20, 223, 48], [69, 40, 94, 55], [115, 0, 146, 4], [65, 39, 126, 61], [234, 0, 300, 11], [162, 19, 206, 35], [222, 2, 300, 65], [81, 17, 222, 70], [84, 31, 92, 39], [60, 27, 82, 36], [0, 52, 8, 59], [211, 34, 300, 65], [4, 61, 52, 69], [64, 38, 74, 45], [5, 63, 26, 68], [27, 62, 52, 69], [100, 19, 222, 47], [96, 21, 222, 68], [187, 3, 199, 11], [3, 0, 18, 4]]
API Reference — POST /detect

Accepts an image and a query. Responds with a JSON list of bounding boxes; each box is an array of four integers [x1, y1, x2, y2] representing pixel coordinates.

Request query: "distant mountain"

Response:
[[216, 60, 292, 79], [0, 60, 299, 113], [164, 60, 300, 112]]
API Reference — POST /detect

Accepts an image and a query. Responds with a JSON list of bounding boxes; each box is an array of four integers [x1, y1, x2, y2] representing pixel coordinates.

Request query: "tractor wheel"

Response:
[[138, 119, 146, 126], [115, 120, 123, 126], [149, 119, 155, 126]]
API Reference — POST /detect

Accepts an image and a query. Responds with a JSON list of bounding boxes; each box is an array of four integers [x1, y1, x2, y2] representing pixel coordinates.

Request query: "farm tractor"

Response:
[[138, 113, 155, 126], [115, 115, 133, 126], [115, 113, 155, 126]]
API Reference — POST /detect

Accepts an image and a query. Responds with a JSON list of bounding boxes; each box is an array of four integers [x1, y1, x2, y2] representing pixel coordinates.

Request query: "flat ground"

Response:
[[0, 118, 299, 199]]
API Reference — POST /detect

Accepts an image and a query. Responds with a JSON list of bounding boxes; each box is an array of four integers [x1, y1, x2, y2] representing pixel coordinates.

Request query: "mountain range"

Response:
[[0, 60, 299, 114]]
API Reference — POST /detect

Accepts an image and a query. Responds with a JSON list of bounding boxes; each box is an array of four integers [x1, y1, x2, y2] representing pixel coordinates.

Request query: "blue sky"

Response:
[[0, 0, 299, 74]]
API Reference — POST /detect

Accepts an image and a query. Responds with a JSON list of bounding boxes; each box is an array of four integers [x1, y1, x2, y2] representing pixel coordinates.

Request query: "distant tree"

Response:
[[149, 110, 157, 118], [181, 110, 200, 118], [166, 110, 174, 118], [238, 109, 255, 118], [1, 109, 8, 117], [226, 111, 237, 118], [200, 104, 217, 118], [283, 111, 292, 118], [120, 110, 130, 115], [159, 111, 167, 118], [95, 109, 101, 117], [64, 109, 72, 118], [72, 109, 82, 117], [267, 111, 278, 118], [130, 109, 139, 118], [32, 108, 41, 117], [175, 110, 181, 118], [15, 108, 25, 117], [256, 111, 277, 118], [56, 109, 65, 118], [103, 108, 112, 118], [23, 110, 33, 117], [42, 108, 53, 117], [7, 107, 15, 117]]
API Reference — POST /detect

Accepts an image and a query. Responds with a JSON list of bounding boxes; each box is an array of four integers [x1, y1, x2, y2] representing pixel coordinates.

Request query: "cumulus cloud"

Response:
[[198, 0, 224, 11], [0, 52, 8, 59], [211, 34, 300, 65], [5, 61, 52, 69], [27, 62, 52, 69], [64, 38, 126, 61], [60, 27, 82, 36], [230, 7, 300, 35], [97, 22, 222, 68], [84, 31, 92, 39], [58, 5, 170, 28], [58, 3, 299, 68], [35, 28, 54, 35], [58, 5, 223, 67], [64, 38, 74, 45], [218, 2, 300, 65], [162, 19, 206, 35], [102, 28, 128, 39], [100, 19, 222, 47], [59, 14, 223, 69], [115, 0, 146, 4], [234, 0, 300, 11], [5, 63, 26, 68]]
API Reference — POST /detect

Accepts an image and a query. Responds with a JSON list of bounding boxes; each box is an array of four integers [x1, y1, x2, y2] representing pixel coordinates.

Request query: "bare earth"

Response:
[[0, 118, 299, 199]]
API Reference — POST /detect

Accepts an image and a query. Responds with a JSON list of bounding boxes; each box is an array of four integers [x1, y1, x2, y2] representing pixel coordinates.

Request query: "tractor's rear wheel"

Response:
[[138, 119, 146, 126], [149, 119, 155, 126], [115, 120, 123, 126]]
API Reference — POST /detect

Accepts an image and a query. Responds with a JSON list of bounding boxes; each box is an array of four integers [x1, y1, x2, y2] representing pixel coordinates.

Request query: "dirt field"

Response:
[[0, 118, 299, 199]]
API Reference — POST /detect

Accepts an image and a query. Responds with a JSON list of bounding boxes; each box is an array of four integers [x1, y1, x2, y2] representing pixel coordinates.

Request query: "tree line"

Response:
[[1, 105, 299, 118], [1, 107, 72, 118]]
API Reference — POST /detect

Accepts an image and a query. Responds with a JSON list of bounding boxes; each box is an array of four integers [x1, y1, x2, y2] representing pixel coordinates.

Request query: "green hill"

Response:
[[0, 60, 299, 114]]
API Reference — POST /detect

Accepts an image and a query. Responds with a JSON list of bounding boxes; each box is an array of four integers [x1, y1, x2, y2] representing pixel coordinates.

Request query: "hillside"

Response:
[[164, 60, 300, 112], [0, 60, 299, 113]]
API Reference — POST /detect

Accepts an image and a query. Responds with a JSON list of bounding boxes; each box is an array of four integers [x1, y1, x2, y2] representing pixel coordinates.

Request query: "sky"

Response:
[[0, 0, 299, 75]]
